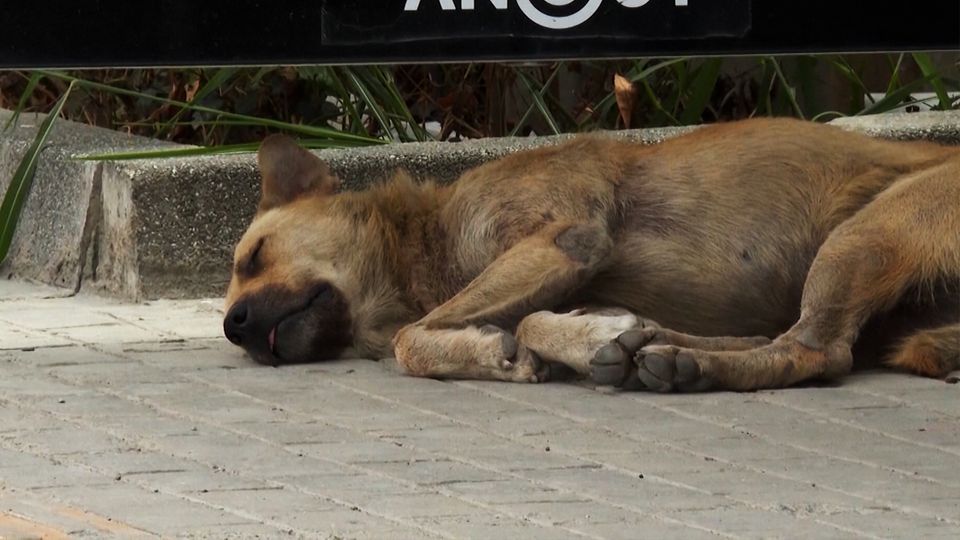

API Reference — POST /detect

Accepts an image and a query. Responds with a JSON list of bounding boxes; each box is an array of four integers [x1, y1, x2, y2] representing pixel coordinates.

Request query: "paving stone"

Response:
[[661, 507, 864, 538], [0, 326, 73, 350], [361, 492, 489, 519], [3, 279, 960, 537], [0, 456, 113, 491], [277, 472, 421, 505], [49, 323, 172, 345], [37, 483, 264, 536], [170, 522, 295, 539], [412, 513, 589, 540], [0, 306, 118, 330], [441, 478, 585, 505], [359, 458, 506, 486], [579, 520, 724, 540]]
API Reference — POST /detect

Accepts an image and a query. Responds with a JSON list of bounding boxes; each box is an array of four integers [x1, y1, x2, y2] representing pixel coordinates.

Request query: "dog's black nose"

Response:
[[224, 302, 249, 345]]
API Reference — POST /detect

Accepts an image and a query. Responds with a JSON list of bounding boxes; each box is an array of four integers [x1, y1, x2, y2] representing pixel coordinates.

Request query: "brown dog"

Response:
[[224, 118, 960, 392]]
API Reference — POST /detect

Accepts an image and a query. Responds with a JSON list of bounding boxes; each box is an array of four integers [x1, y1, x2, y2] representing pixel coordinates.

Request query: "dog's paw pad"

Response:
[[590, 327, 661, 388], [591, 343, 631, 386], [634, 347, 714, 393], [675, 351, 701, 382], [617, 329, 652, 351]]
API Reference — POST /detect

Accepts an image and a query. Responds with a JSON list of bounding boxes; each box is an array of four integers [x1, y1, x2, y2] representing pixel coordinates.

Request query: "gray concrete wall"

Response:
[[1, 109, 958, 300]]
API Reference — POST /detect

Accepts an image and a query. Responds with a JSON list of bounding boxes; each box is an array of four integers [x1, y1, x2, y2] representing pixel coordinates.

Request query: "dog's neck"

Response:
[[360, 173, 461, 317]]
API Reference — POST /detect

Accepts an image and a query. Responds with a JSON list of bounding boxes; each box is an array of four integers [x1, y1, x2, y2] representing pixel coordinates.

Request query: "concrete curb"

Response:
[[0, 111, 174, 293], [2, 110, 958, 300]]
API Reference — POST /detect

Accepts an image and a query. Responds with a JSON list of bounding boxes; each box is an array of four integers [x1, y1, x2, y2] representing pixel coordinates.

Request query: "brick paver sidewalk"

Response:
[[1, 281, 958, 539]]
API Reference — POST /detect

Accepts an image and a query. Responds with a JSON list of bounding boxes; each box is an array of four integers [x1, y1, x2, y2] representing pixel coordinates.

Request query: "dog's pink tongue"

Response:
[[268, 327, 277, 353]]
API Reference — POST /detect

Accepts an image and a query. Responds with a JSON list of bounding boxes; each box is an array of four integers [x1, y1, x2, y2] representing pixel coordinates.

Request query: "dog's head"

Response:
[[224, 135, 405, 365]]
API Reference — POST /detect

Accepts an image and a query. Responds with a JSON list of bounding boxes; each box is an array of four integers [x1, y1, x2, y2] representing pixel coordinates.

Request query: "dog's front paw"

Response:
[[393, 323, 546, 383], [480, 325, 546, 383]]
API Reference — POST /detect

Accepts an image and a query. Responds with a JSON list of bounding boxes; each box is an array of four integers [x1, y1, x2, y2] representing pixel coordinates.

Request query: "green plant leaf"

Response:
[[829, 56, 874, 109], [335, 66, 427, 142], [340, 67, 394, 140], [912, 53, 951, 110], [857, 74, 937, 116], [0, 81, 75, 265], [2, 72, 44, 133], [365, 66, 429, 141]]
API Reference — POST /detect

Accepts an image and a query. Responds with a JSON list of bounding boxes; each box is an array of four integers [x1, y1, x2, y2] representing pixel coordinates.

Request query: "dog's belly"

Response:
[[579, 230, 815, 338]]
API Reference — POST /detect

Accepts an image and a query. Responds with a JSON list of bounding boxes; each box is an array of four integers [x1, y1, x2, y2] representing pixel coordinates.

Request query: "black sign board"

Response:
[[0, 1, 956, 69], [323, 1, 751, 44]]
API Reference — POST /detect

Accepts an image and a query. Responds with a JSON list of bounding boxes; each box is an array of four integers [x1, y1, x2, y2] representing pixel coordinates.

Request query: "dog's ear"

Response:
[[256, 134, 340, 212]]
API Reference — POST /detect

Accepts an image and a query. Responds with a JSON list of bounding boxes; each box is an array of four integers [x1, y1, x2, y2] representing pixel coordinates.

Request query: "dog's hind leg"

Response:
[[596, 158, 960, 392]]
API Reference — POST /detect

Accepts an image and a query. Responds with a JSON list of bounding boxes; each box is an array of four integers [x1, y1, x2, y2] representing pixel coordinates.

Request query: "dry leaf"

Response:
[[184, 78, 201, 102], [613, 73, 636, 129]]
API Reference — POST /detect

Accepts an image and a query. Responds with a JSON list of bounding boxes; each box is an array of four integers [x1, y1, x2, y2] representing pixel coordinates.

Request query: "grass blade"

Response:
[[365, 66, 429, 141], [885, 53, 905, 95], [510, 64, 563, 137], [320, 67, 364, 135], [339, 67, 400, 141], [514, 69, 560, 135], [769, 57, 805, 119], [829, 56, 874, 108], [2, 72, 44, 133], [38, 70, 384, 146], [679, 58, 723, 125], [159, 68, 238, 137], [857, 74, 936, 115], [640, 79, 680, 125], [0, 81, 75, 265], [912, 53, 951, 110]]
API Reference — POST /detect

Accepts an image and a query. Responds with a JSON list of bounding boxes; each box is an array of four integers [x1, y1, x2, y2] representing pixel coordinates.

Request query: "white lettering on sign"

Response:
[[460, 0, 509, 9], [404, 0, 689, 30]]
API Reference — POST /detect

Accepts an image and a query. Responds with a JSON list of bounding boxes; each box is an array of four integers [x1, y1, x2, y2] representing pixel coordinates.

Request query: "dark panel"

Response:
[[0, 1, 956, 68]]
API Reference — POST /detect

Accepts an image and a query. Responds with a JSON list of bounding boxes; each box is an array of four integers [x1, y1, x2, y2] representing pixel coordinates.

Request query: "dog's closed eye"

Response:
[[238, 237, 266, 276]]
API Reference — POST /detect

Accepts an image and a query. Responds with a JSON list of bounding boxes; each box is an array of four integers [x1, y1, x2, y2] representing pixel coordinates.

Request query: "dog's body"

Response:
[[224, 118, 960, 392]]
